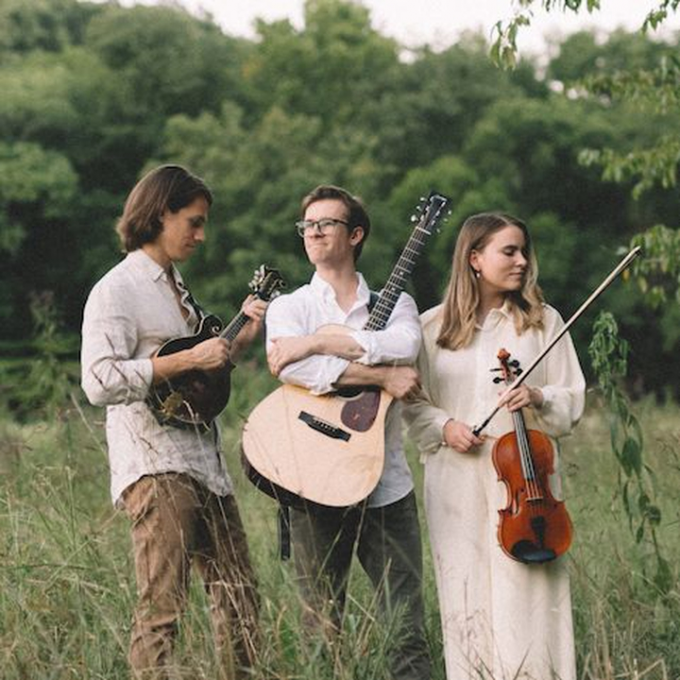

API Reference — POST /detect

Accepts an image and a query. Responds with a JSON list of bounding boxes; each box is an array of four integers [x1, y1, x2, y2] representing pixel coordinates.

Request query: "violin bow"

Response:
[[472, 245, 642, 437]]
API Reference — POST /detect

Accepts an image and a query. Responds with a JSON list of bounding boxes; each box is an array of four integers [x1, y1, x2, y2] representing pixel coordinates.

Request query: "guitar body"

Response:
[[242, 192, 449, 508], [148, 314, 234, 429], [243, 323, 393, 507], [242, 383, 393, 508]]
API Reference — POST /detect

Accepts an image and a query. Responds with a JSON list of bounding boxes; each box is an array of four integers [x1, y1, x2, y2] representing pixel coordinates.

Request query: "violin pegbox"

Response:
[[491, 348, 523, 384]]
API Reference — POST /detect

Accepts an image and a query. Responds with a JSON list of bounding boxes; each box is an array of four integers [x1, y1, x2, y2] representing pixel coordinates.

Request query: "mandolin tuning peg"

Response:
[[509, 359, 520, 367], [515, 368, 523, 376], [493, 377, 504, 384]]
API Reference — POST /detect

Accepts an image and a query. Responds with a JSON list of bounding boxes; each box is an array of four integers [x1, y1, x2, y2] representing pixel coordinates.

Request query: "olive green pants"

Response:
[[291, 491, 431, 680]]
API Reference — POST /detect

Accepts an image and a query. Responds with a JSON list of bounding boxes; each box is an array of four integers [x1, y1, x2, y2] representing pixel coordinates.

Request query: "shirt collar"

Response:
[[477, 298, 514, 329], [127, 249, 178, 284], [310, 271, 371, 309]]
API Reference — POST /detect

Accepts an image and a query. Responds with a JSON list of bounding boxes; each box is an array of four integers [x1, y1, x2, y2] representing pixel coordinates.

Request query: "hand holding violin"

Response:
[[498, 384, 544, 412]]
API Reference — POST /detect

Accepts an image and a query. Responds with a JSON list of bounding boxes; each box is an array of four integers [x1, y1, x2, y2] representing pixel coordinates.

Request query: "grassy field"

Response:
[[1, 366, 678, 679]]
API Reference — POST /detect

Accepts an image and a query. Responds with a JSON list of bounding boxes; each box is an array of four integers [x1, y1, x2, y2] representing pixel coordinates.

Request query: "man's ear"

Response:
[[350, 226, 364, 246]]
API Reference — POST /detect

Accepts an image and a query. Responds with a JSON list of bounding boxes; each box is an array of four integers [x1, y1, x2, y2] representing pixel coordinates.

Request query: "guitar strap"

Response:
[[277, 289, 380, 561]]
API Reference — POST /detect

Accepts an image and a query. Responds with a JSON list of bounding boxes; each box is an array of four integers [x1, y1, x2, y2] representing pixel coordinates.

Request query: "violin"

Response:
[[491, 348, 573, 564]]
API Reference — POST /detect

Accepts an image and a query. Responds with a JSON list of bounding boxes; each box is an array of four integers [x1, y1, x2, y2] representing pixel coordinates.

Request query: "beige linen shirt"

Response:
[[81, 249, 232, 505], [404, 301, 586, 458]]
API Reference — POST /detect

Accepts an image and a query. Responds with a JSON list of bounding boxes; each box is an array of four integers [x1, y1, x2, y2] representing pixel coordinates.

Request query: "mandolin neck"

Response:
[[220, 312, 250, 342]]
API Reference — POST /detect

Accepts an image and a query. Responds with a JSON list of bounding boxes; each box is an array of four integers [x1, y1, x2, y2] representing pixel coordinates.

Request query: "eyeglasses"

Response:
[[295, 218, 349, 237]]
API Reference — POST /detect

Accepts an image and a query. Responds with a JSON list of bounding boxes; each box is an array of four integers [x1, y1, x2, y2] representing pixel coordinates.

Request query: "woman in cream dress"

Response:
[[403, 213, 585, 680]]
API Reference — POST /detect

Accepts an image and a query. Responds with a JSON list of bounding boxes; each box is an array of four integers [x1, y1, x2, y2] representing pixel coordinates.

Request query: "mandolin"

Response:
[[147, 265, 285, 430], [242, 192, 450, 508]]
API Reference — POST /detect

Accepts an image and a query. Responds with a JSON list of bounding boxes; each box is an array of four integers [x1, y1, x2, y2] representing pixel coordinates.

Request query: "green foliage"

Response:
[[1, 0, 679, 392], [2, 292, 79, 420], [643, 0, 680, 30], [588, 312, 671, 594], [630, 224, 680, 306], [2, 395, 679, 678], [0, 0, 98, 55], [492, 0, 680, 314]]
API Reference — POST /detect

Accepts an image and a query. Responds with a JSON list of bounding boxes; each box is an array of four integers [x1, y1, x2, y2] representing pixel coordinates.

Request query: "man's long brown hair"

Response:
[[116, 165, 213, 252], [436, 212, 544, 350]]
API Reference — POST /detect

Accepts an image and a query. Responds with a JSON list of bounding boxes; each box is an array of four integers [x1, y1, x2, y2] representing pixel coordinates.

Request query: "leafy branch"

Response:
[[588, 311, 671, 593], [490, 0, 601, 69]]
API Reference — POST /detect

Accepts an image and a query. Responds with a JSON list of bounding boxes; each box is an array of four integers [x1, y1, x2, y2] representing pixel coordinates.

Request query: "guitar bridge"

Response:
[[298, 411, 351, 442]]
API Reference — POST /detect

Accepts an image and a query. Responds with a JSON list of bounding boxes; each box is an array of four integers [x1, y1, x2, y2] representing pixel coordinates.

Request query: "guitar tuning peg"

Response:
[[493, 377, 504, 384], [515, 368, 523, 375]]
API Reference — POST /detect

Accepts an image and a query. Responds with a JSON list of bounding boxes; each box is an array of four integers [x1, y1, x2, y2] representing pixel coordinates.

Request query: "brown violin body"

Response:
[[493, 428, 573, 564], [491, 349, 573, 564]]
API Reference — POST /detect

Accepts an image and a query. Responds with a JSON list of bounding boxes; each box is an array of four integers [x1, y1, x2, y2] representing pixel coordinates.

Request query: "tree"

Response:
[[493, 0, 680, 308]]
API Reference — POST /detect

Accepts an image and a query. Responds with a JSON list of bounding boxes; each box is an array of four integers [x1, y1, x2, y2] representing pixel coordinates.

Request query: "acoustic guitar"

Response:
[[242, 193, 450, 508], [147, 265, 285, 429]]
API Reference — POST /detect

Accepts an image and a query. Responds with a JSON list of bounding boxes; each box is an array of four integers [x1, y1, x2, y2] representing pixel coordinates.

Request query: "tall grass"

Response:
[[1, 379, 678, 678]]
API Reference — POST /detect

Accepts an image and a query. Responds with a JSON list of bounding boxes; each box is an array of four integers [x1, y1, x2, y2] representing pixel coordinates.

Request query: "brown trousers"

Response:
[[122, 473, 259, 679]]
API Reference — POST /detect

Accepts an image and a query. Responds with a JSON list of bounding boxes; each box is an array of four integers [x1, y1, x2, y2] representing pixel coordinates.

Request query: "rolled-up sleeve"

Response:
[[81, 281, 153, 406], [265, 295, 350, 395], [350, 292, 422, 366]]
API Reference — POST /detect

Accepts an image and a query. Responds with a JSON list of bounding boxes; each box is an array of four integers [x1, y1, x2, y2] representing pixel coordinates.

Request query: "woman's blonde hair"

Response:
[[436, 212, 544, 350]]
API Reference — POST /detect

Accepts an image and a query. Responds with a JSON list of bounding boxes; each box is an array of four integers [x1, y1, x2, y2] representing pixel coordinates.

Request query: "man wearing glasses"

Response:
[[265, 185, 431, 679]]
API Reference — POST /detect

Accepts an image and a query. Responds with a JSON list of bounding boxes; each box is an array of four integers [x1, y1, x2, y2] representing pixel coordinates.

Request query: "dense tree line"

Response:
[[1, 0, 679, 395]]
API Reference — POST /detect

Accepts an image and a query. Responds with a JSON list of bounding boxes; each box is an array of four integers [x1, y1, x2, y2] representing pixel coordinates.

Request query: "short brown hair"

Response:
[[116, 165, 213, 252], [300, 184, 371, 261]]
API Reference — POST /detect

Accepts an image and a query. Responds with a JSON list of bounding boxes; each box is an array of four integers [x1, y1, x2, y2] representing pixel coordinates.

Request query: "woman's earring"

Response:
[[473, 269, 480, 279]]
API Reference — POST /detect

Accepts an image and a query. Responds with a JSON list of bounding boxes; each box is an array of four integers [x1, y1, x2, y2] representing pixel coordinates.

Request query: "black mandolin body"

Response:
[[147, 314, 234, 429]]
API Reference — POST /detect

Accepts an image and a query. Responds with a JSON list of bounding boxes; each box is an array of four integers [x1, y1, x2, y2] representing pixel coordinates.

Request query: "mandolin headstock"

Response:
[[249, 265, 286, 302]]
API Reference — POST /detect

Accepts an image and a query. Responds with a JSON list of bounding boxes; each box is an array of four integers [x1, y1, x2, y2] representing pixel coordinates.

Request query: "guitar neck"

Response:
[[364, 223, 432, 331], [220, 312, 250, 341]]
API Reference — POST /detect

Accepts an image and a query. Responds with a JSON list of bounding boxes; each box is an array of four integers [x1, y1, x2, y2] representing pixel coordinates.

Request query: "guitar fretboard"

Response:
[[364, 195, 447, 331]]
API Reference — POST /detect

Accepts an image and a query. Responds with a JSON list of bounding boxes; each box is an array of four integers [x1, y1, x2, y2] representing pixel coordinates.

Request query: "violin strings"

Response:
[[512, 410, 543, 508]]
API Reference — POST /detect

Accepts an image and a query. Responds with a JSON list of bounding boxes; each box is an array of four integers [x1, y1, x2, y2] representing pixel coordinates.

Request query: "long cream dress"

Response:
[[403, 302, 585, 680]]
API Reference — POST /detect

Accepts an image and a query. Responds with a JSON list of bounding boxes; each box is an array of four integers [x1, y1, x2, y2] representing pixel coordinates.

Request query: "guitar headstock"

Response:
[[249, 265, 286, 301], [411, 190, 451, 235]]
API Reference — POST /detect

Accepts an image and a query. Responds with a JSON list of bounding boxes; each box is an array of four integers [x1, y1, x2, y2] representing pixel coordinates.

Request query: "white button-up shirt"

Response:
[[81, 249, 232, 505], [265, 272, 422, 508]]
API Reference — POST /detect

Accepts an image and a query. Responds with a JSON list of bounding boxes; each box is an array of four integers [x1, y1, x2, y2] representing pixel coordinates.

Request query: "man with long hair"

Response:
[[81, 165, 264, 679]]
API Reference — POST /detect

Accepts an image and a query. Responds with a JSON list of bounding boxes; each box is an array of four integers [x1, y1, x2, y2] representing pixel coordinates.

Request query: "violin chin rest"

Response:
[[510, 540, 556, 564]]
